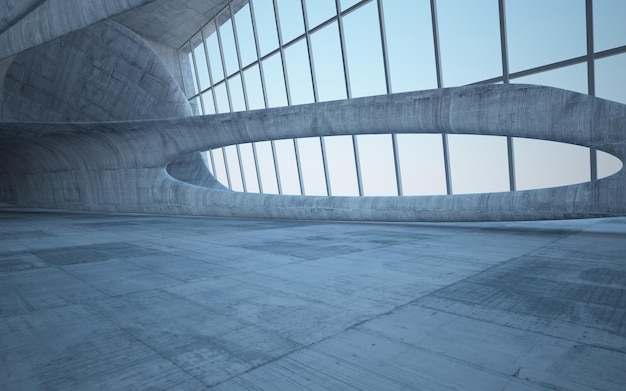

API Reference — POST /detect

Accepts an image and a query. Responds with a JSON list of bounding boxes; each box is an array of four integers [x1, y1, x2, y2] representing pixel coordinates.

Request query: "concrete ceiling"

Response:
[[112, 0, 230, 49]]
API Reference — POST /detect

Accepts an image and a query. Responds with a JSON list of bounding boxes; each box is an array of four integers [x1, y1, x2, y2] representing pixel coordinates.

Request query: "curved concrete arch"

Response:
[[1, 20, 191, 122], [0, 84, 624, 221], [0, 0, 156, 59]]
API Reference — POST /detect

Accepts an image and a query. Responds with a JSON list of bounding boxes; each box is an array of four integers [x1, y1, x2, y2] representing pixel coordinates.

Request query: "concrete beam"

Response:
[[0, 84, 624, 221]]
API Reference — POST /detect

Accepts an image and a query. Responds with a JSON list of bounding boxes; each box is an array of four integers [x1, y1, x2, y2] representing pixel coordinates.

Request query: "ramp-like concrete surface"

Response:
[[1, 209, 625, 390]]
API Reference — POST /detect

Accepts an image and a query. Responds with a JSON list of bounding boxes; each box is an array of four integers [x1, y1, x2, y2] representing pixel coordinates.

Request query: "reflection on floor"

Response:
[[1, 208, 625, 390]]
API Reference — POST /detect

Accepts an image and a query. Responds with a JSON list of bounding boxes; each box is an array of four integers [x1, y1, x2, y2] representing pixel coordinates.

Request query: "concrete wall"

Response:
[[0, 0, 156, 60], [1, 20, 191, 122], [0, 85, 624, 221]]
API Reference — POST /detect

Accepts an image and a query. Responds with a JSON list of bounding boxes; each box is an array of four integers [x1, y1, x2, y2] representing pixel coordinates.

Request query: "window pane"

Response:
[[261, 53, 288, 107], [191, 33, 210, 91], [311, 22, 347, 102], [218, 15, 239, 77], [239, 143, 260, 193], [179, 43, 198, 97], [284, 38, 314, 105], [512, 63, 588, 95], [234, 4, 257, 67], [252, 0, 279, 57], [213, 148, 229, 186], [357, 134, 397, 196], [228, 74, 246, 112], [596, 54, 626, 104], [214, 82, 230, 113], [305, 0, 335, 29], [225, 145, 244, 191], [297, 137, 327, 196], [204, 22, 225, 83], [343, 1, 386, 97], [201, 90, 216, 115], [324, 136, 359, 196], [514, 138, 590, 191], [448, 135, 509, 194], [276, 0, 304, 43], [243, 64, 265, 109], [340, 0, 360, 11], [438, 0, 502, 86], [274, 139, 301, 195], [396, 134, 447, 195], [597, 149, 623, 180], [255, 141, 279, 194], [382, 0, 437, 92], [594, 0, 626, 52], [507, 0, 586, 72]]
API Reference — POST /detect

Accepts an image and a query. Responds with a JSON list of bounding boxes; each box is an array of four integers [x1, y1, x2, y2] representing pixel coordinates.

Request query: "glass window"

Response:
[[596, 54, 626, 104], [261, 53, 288, 107], [437, 0, 502, 86], [324, 135, 359, 196], [514, 138, 590, 191], [224, 145, 244, 191], [239, 143, 260, 193], [218, 15, 240, 77], [274, 139, 301, 195], [512, 63, 588, 95], [382, 0, 437, 93], [448, 135, 510, 194], [597, 149, 623, 180], [255, 141, 279, 194], [213, 148, 229, 187], [297, 137, 327, 195], [342, 1, 386, 97], [276, 0, 304, 44], [284, 38, 314, 105], [396, 134, 447, 195], [243, 64, 265, 109], [340, 0, 361, 11], [204, 22, 225, 84], [305, 0, 336, 29], [179, 43, 198, 97], [506, 0, 586, 73], [311, 22, 347, 102], [214, 82, 230, 113], [234, 4, 257, 68], [357, 134, 397, 196], [594, 0, 626, 52], [228, 74, 246, 112], [252, 0, 279, 57], [201, 90, 216, 115], [191, 33, 210, 91]]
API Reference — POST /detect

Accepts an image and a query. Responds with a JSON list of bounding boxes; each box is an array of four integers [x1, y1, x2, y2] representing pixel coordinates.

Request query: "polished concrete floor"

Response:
[[1, 208, 625, 390]]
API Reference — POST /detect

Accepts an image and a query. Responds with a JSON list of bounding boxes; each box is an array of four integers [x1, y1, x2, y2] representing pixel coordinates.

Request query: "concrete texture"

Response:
[[113, 0, 230, 49], [0, 0, 156, 59], [1, 20, 191, 122], [1, 208, 625, 390], [0, 84, 624, 221]]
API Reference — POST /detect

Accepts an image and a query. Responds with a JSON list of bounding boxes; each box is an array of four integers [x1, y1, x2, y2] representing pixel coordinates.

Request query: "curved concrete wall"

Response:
[[1, 20, 191, 122], [0, 84, 624, 221], [0, 0, 155, 59]]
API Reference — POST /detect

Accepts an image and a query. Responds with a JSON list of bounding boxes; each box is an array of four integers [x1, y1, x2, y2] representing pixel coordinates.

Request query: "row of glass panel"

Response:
[[179, 0, 626, 111], [203, 134, 622, 196]]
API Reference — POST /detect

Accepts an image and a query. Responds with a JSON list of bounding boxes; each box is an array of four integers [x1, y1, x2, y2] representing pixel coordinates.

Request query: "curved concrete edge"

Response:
[[0, 0, 155, 59], [0, 84, 624, 221]]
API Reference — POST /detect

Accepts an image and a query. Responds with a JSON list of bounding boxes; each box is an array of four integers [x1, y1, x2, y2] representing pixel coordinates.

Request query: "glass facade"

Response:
[[178, 0, 626, 196]]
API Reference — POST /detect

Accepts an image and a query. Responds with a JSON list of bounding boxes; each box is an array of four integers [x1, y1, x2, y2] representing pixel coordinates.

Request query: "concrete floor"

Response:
[[1, 208, 625, 390]]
